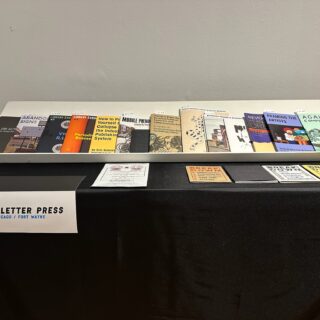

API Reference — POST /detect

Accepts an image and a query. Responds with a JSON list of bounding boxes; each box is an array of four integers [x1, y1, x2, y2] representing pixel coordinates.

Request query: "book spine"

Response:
[[80, 117, 96, 153]]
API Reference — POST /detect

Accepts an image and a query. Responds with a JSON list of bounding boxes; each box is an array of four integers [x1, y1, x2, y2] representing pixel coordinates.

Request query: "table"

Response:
[[0, 163, 320, 320]]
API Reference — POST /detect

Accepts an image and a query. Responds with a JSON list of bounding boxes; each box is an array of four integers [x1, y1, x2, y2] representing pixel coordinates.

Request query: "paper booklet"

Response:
[[243, 113, 275, 152], [149, 114, 182, 153], [224, 117, 253, 152], [224, 165, 278, 183], [37, 115, 71, 153], [0, 116, 20, 153], [296, 112, 320, 151], [262, 165, 320, 183], [180, 108, 229, 153], [263, 112, 314, 152], [204, 115, 230, 152], [186, 166, 231, 183], [302, 164, 320, 179], [92, 163, 150, 187], [115, 124, 134, 153], [4, 114, 48, 153], [89, 116, 120, 153]]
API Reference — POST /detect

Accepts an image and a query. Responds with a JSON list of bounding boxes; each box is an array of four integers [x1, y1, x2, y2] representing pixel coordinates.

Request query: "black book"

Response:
[[0, 116, 20, 153], [224, 165, 278, 183], [130, 129, 150, 153], [80, 116, 96, 153], [36, 115, 71, 153]]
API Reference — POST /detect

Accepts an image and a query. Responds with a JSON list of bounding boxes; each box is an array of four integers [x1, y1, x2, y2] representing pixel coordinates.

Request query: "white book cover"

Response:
[[204, 114, 230, 152], [120, 113, 150, 130], [180, 108, 229, 153], [224, 117, 253, 152], [262, 165, 320, 183]]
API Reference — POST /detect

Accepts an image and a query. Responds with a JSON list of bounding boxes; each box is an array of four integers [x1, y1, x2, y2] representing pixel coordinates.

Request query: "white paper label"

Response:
[[0, 191, 78, 233], [92, 163, 150, 187], [120, 114, 150, 130], [262, 165, 320, 183]]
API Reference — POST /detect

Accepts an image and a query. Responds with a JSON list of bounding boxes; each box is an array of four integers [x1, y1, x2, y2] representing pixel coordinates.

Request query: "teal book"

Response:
[[297, 112, 320, 151]]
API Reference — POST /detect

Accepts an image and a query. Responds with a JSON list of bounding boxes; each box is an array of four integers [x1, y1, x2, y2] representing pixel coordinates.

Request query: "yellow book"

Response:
[[252, 142, 275, 152], [302, 164, 320, 178], [186, 166, 232, 183], [89, 116, 120, 153]]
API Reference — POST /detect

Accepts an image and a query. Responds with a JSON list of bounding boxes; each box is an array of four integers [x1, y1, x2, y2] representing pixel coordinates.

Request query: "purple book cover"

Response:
[[263, 112, 314, 152], [244, 113, 272, 143]]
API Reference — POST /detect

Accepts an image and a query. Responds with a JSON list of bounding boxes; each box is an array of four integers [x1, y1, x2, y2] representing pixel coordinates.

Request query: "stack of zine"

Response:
[[0, 108, 319, 153]]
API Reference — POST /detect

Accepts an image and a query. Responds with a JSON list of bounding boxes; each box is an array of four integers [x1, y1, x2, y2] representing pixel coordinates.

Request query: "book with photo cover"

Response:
[[36, 115, 71, 153], [115, 124, 134, 153], [296, 112, 320, 151], [244, 113, 275, 152], [262, 165, 320, 183], [263, 112, 314, 152], [186, 166, 231, 183], [0, 116, 20, 153], [224, 117, 253, 152], [180, 108, 229, 153], [224, 165, 278, 183], [204, 115, 230, 152], [4, 115, 48, 153], [149, 114, 182, 153]]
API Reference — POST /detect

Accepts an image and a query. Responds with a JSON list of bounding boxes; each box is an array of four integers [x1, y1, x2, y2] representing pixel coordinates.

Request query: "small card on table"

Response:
[[186, 166, 231, 183], [92, 163, 150, 187]]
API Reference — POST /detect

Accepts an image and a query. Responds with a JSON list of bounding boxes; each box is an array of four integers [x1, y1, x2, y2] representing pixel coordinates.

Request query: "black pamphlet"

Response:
[[130, 129, 150, 153], [36, 115, 71, 153], [0, 116, 20, 152], [224, 165, 278, 183]]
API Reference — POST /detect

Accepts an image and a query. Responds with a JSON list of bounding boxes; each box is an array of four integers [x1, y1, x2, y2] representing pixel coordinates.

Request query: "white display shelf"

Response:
[[0, 152, 319, 164], [1, 100, 320, 163]]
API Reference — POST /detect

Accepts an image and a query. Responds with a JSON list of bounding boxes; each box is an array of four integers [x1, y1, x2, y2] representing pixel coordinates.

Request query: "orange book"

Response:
[[60, 115, 89, 153]]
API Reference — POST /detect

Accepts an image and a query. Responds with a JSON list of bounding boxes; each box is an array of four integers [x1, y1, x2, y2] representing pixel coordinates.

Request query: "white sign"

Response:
[[0, 191, 78, 233], [120, 114, 150, 130], [92, 163, 150, 187]]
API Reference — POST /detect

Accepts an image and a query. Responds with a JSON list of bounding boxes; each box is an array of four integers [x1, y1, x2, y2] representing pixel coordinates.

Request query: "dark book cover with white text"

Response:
[[37, 115, 71, 153], [0, 116, 20, 153]]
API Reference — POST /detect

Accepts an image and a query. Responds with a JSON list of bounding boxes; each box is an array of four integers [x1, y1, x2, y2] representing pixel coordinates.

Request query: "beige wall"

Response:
[[0, 0, 320, 110]]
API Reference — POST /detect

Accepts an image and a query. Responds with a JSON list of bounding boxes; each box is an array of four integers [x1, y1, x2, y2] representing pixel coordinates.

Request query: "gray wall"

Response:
[[1, 0, 320, 110]]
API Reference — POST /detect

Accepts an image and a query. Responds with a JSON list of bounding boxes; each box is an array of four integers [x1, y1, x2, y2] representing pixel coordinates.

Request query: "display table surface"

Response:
[[0, 163, 320, 320]]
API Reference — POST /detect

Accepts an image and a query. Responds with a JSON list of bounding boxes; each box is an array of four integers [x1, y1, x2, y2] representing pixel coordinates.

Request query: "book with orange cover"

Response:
[[186, 166, 231, 183], [60, 115, 89, 153]]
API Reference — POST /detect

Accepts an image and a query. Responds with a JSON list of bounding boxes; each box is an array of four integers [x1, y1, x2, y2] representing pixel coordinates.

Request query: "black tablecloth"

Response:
[[0, 163, 320, 320]]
